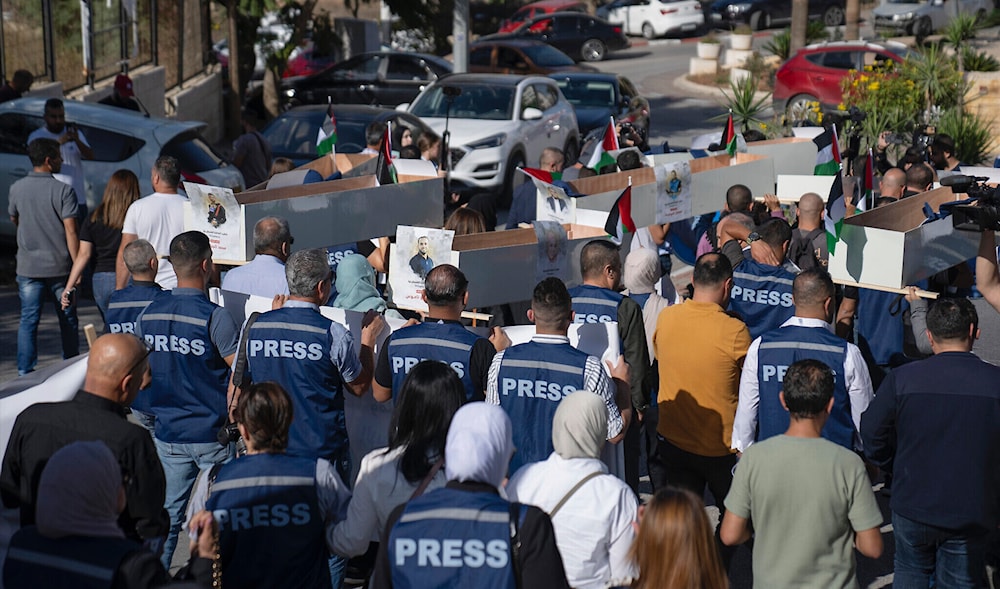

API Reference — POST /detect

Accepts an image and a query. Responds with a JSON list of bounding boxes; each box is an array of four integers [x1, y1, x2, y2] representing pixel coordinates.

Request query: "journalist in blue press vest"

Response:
[[372, 402, 571, 589], [374, 264, 509, 403]]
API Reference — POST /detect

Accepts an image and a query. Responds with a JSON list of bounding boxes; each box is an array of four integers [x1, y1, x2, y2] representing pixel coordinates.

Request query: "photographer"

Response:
[[929, 134, 963, 172], [874, 131, 933, 175], [618, 121, 649, 153]]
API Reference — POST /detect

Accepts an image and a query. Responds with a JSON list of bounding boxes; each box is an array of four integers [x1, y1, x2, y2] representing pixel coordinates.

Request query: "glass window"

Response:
[[329, 54, 382, 80], [387, 56, 430, 81], [470, 47, 492, 66], [820, 51, 856, 70], [533, 83, 559, 111], [497, 47, 524, 69], [161, 132, 225, 172], [0, 113, 42, 155], [77, 125, 145, 163]]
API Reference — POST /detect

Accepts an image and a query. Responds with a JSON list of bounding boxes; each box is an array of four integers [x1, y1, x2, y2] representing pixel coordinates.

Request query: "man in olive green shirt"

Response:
[[721, 359, 884, 588]]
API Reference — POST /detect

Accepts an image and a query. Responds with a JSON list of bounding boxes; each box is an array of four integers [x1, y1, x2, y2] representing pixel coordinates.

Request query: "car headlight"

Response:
[[729, 3, 752, 13], [466, 133, 507, 150], [894, 12, 913, 20]]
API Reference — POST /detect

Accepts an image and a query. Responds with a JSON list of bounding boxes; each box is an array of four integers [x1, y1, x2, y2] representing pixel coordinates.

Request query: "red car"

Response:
[[773, 41, 910, 113], [498, 0, 588, 33]]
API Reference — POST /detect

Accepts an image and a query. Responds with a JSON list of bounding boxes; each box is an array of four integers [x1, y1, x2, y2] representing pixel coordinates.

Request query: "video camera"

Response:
[[940, 174, 1000, 232]]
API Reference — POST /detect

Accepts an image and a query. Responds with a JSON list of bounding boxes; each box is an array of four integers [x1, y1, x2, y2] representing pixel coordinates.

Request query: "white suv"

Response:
[[405, 73, 579, 200]]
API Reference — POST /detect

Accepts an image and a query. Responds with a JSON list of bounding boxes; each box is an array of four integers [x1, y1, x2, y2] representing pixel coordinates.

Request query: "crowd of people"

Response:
[[2, 96, 1000, 589]]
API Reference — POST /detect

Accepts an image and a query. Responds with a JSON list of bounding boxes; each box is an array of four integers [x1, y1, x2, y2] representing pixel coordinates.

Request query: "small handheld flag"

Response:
[[375, 121, 397, 186], [604, 182, 636, 244]]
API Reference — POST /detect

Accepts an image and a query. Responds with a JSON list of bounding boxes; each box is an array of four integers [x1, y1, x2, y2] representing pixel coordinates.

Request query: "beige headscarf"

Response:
[[36, 440, 125, 539], [623, 247, 662, 294], [552, 391, 608, 460]]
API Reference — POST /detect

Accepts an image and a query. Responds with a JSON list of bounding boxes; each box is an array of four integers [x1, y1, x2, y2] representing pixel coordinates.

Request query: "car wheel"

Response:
[[749, 10, 771, 31], [822, 4, 845, 26], [642, 22, 656, 40], [563, 137, 579, 166], [581, 39, 607, 62], [914, 15, 932, 37], [501, 151, 526, 209], [786, 93, 819, 118]]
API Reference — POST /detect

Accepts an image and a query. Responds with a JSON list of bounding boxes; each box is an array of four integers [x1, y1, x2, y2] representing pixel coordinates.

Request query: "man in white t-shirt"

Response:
[[27, 98, 93, 220], [116, 156, 187, 289]]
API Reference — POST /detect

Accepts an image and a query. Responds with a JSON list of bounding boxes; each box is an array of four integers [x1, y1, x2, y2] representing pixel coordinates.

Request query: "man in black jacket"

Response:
[[0, 333, 169, 544]]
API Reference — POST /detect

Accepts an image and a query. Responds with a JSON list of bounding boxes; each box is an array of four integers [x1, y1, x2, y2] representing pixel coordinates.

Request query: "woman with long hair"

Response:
[[330, 360, 465, 560], [444, 207, 486, 236], [631, 488, 728, 589], [61, 170, 140, 319]]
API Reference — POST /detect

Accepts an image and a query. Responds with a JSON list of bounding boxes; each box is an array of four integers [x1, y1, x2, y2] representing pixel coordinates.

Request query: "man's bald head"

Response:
[[424, 264, 469, 308], [84, 334, 150, 404], [880, 168, 906, 199], [253, 216, 292, 260], [797, 193, 824, 229]]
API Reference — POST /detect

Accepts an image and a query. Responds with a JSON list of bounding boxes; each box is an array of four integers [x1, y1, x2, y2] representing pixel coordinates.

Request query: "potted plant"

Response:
[[731, 24, 753, 51], [697, 33, 721, 60]]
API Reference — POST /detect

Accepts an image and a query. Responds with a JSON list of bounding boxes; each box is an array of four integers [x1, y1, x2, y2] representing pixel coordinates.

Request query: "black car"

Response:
[[260, 105, 433, 167], [485, 12, 630, 62], [549, 72, 650, 138], [281, 52, 453, 108], [710, 0, 845, 30]]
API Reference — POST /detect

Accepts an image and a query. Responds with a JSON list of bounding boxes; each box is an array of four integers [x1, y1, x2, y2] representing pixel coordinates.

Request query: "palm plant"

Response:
[[715, 75, 772, 132]]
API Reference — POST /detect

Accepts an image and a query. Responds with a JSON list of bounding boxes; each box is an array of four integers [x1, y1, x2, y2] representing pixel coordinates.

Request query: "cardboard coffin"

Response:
[[569, 153, 775, 223], [231, 175, 443, 263], [453, 224, 610, 308], [828, 186, 979, 289], [746, 137, 818, 177]]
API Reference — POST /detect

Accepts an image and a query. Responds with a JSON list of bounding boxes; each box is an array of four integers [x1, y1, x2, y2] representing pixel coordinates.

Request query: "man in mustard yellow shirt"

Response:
[[652, 252, 750, 558]]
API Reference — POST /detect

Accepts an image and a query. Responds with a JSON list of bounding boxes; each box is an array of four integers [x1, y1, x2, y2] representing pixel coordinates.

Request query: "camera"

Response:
[[941, 175, 1000, 232], [217, 421, 240, 446], [884, 132, 909, 145]]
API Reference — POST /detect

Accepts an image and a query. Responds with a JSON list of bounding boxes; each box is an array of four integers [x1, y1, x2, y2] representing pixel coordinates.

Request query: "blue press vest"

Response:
[[106, 284, 165, 415], [206, 454, 330, 589], [4, 527, 139, 589], [105, 284, 164, 335], [326, 242, 360, 302], [857, 288, 908, 366], [245, 307, 347, 459], [729, 260, 797, 339], [140, 294, 230, 443], [497, 341, 589, 472], [388, 321, 483, 401], [569, 284, 622, 324], [756, 325, 854, 449], [388, 487, 520, 589]]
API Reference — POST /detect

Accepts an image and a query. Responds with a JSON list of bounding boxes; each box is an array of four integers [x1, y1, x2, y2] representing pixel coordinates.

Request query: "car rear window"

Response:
[[556, 80, 616, 107], [78, 125, 145, 162], [161, 132, 226, 172], [521, 43, 575, 67]]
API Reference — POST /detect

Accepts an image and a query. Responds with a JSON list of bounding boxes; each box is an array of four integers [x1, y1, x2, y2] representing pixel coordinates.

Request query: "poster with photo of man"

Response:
[[183, 182, 245, 261], [533, 177, 576, 225], [389, 225, 454, 312], [654, 161, 693, 225]]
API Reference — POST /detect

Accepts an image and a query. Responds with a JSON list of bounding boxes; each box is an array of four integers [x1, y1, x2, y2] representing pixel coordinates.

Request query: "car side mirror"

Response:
[[522, 107, 543, 120]]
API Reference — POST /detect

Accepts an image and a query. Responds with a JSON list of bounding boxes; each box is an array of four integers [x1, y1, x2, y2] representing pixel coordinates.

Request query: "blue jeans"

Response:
[[91, 271, 116, 322], [893, 512, 988, 588], [16, 275, 79, 375], [154, 438, 233, 569]]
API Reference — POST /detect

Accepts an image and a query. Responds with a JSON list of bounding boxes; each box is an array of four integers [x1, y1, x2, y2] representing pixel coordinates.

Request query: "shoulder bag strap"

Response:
[[509, 502, 526, 589], [233, 311, 260, 390], [548, 471, 603, 519], [408, 457, 445, 500]]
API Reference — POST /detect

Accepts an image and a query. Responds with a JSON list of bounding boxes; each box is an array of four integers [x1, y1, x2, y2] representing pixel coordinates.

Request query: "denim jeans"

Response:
[[154, 438, 233, 569], [16, 275, 79, 375], [893, 512, 988, 589], [91, 271, 116, 321]]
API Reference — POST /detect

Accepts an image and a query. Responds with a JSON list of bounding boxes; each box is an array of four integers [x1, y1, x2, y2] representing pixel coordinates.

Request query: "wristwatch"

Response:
[[746, 231, 761, 243]]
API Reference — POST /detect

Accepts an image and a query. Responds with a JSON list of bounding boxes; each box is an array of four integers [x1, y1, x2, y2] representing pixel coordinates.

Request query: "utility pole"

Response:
[[790, 0, 807, 55], [453, 0, 469, 73], [846, 0, 859, 40]]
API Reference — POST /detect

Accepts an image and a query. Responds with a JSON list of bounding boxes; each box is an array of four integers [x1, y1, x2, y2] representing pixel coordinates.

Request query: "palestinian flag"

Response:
[[825, 172, 845, 255], [586, 117, 619, 171], [720, 111, 737, 157], [604, 185, 636, 244], [316, 102, 337, 156], [813, 126, 841, 176], [375, 122, 397, 185], [857, 148, 874, 212], [519, 167, 581, 197]]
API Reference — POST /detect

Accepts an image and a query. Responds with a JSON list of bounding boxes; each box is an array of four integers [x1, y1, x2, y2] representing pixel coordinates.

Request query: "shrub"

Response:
[[937, 107, 994, 165], [961, 47, 1000, 72]]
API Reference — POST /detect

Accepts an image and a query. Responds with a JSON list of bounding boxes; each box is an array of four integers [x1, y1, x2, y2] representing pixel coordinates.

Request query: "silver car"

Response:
[[0, 98, 245, 240]]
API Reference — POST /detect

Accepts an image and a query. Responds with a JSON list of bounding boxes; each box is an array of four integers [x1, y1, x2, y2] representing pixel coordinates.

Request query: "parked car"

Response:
[[403, 73, 580, 199], [873, 0, 991, 37], [497, 0, 589, 33], [281, 51, 453, 109], [710, 0, 846, 30], [604, 0, 704, 39], [773, 41, 910, 113], [283, 44, 340, 78], [468, 39, 596, 74], [486, 12, 630, 62], [549, 72, 650, 138], [0, 98, 244, 241], [260, 105, 433, 168]]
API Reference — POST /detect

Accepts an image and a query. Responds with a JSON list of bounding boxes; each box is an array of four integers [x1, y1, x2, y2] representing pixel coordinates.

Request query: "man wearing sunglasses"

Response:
[[0, 333, 169, 546]]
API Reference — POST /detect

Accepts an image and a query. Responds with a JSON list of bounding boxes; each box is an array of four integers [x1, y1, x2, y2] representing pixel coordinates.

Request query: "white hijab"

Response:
[[552, 390, 608, 460], [445, 403, 514, 488], [36, 440, 125, 539]]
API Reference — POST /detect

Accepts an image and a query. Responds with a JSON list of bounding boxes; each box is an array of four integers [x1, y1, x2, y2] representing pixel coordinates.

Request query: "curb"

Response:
[[673, 71, 774, 105]]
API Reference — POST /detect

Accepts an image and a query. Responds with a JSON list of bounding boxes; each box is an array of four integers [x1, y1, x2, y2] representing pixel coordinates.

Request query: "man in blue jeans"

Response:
[[9, 138, 80, 375], [137, 231, 239, 568], [862, 298, 1000, 588]]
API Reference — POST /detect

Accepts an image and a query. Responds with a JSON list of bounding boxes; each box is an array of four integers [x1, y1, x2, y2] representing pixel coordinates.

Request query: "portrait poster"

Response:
[[533, 177, 576, 225], [534, 221, 569, 284], [183, 182, 246, 262], [389, 225, 455, 313], [654, 161, 693, 225]]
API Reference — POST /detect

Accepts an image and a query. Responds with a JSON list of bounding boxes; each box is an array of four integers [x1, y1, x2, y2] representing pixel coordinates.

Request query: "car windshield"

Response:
[[520, 43, 575, 66], [411, 85, 515, 120], [556, 80, 615, 107], [262, 112, 369, 155]]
